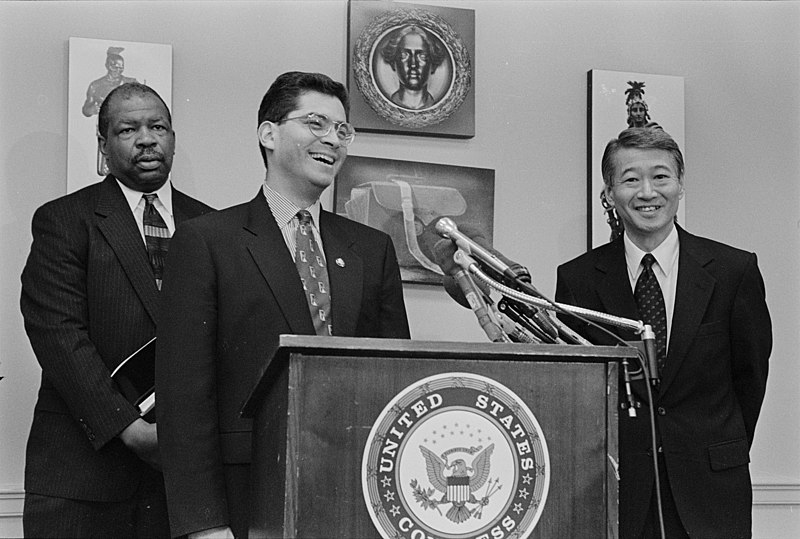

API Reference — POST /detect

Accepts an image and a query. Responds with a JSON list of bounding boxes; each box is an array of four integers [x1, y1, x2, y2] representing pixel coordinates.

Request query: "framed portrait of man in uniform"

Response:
[[67, 37, 172, 194], [348, 0, 475, 138]]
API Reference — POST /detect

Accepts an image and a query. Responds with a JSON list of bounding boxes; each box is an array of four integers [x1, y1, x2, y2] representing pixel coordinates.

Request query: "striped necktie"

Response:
[[295, 210, 333, 336], [142, 194, 170, 290], [634, 253, 667, 374]]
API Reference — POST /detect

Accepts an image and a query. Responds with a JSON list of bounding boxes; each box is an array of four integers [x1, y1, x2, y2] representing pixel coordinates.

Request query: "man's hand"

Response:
[[188, 526, 235, 539], [119, 418, 160, 470]]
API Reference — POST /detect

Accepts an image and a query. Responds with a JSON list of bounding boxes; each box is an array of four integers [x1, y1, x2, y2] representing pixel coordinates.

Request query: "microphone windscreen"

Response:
[[434, 237, 493, 309], [447, 222, 531, 284], [432, 238, 459, 275], [443, 275, 471, 309]]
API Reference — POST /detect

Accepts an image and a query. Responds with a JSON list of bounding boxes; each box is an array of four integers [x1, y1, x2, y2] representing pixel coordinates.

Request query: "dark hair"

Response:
[[257, 71, 349, 168], [97, 82, 171, 138], [601, 127, 684, 186], [380, 24, 447, 70]]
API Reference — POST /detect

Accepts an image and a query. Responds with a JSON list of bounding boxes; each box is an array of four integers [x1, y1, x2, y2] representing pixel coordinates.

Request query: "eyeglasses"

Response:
[[278, 112, 356, 146]]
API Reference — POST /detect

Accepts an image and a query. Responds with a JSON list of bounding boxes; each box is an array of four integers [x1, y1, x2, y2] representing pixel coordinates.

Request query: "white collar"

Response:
[[624, 225, 679, 279], [116, 177, 174, 216]]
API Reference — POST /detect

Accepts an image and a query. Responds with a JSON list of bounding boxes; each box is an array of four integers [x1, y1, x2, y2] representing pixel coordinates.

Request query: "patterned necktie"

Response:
[[295, 210, 333, 336], [142, 194, 170, 290], [634, 253, 667, 374]]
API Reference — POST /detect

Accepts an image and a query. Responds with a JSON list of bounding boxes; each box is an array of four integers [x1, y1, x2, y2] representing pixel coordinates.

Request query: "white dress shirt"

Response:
[[117, 178, 175, 243], [623, 226, 680, 350]]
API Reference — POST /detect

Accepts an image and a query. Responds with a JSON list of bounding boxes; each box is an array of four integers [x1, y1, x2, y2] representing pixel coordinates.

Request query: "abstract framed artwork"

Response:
[[335, 156, 494, 284], [588, 69, 685, 249], [348, 0, 475, 138], [67, 37, 172, 194]]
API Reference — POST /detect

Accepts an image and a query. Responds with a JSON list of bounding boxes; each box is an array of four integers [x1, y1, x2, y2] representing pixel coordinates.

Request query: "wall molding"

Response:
[[753, 483, 800, 505], [0, 484, 797, 522], [0, 487, 24, 518]]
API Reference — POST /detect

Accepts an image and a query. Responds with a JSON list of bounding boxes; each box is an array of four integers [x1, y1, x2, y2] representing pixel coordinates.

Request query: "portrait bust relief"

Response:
[[375, 24, 451, 111], [353, 7, 471, 129]]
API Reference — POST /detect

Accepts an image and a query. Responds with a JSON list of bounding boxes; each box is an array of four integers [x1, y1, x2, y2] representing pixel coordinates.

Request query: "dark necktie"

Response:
[[295, 210, 333, 336], [634, 253, 667, 374], [142, 194, 170, 290]]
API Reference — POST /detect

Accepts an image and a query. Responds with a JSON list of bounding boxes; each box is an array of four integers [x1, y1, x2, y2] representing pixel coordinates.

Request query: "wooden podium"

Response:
[[241, 335, 637, 539]]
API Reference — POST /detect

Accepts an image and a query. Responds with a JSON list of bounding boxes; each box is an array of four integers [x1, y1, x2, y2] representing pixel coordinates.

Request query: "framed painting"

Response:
[[348, 0, 475, 138], [588, 69, 685, 248], [335, 156, 494, 284], [67, 37, 172, 193]]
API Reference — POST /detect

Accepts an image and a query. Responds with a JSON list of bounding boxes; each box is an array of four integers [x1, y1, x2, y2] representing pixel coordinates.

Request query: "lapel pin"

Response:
[[336, 258, 345, 267]]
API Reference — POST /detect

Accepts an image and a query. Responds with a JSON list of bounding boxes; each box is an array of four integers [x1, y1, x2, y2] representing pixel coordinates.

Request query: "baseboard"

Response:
[[0, 483, 796, 535], [0, 487, 24, 517], [753, 482, 800, 505]]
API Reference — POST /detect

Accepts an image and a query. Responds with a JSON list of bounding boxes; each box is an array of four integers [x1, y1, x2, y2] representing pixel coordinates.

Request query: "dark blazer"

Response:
[[156, 191, 410, 537], [20, 175, 213, 505], [555, 226, 771, 539]]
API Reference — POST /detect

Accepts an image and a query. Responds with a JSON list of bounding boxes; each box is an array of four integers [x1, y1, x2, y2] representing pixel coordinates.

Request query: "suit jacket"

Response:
[[555, 226, 771, 539], [156, 191, 410, 537], [20, 175, 213, 503]]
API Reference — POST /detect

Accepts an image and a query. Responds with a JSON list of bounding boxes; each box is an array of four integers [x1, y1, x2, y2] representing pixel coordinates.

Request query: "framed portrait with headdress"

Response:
[[348, 0, 475, 138], [588, 69, 685, 249]]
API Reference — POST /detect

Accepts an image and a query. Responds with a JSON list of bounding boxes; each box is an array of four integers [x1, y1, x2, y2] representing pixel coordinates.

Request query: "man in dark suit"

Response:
[[556, 127, 771, 538], [156, 71, 411, 539], [20, 82, 214, 537]]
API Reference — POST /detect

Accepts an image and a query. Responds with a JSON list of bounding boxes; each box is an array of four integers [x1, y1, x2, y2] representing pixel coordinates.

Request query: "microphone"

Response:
[[435, 218, 519, 283], [641, 324, 660, 386], [432, 239, 508, 342], [451, 263, 509, 343], [435, 218, 547, 301]]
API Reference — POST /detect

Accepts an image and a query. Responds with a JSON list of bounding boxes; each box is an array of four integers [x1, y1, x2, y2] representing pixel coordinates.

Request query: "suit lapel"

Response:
[[95, 176, 161, 324], [171, 187, 191, 225], [660, 228, 716, 392], [243, 193, 316, 335], [320, 211, 363, 337]]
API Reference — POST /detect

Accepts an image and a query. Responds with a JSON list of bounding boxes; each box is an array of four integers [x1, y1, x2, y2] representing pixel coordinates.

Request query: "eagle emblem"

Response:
[[412, 443, 500, 523]]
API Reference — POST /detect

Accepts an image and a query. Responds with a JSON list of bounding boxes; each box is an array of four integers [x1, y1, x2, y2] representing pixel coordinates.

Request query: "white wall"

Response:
[[1, 1, 798, 537]]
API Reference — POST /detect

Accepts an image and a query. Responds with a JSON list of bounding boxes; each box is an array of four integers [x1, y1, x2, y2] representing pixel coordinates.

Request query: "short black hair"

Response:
[[601, 127, 684, 186], [97, 82, 171, 139], [257, 71, 349, 168]]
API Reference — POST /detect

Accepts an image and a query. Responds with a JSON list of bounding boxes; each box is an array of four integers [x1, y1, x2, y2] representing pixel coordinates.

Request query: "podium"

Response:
[[241, 335, 637, 539]]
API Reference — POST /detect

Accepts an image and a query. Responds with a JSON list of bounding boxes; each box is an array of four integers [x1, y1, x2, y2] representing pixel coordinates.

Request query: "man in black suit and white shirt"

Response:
[[556, 127, 771, 538], [156, 71, 410, 539], [21, 82, 213, 537]]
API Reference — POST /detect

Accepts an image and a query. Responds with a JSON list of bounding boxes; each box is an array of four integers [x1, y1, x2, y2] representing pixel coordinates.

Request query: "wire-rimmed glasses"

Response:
[[279, 112, 356, 146]]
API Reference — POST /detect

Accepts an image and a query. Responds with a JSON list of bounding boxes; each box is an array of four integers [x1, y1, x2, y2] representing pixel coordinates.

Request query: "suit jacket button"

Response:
[[657, 406, 666, 416]]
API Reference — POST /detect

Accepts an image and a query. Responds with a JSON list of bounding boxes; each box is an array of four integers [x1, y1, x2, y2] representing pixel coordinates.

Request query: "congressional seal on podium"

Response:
[[362, 372, 550, 539]]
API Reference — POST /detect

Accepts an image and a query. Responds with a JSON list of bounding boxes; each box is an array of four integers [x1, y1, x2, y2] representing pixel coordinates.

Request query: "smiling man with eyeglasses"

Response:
[[155, 71, 410, 539]]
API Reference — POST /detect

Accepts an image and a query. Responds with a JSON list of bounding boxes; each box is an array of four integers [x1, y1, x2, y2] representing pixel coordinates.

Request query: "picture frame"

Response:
[[335, 156, 494, 284], [67, 37, 172, 194], [347, 0, 475, 138], [588, 69, 685, 249]]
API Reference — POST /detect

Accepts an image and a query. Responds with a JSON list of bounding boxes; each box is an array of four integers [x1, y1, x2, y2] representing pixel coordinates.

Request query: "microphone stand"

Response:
[[452, 249, 661, 410], [453, 249, 666, 539]]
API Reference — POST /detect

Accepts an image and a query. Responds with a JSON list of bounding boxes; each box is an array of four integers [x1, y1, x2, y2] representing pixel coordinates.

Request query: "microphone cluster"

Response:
[[432, 217, 660, 404], [432, 218, 578, 346]]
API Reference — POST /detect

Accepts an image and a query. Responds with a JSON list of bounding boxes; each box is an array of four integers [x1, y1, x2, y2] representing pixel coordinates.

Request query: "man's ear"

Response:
[[603, 184, 616, 206], [257, 121, 276, 151], [98, 133, 108, 157]]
